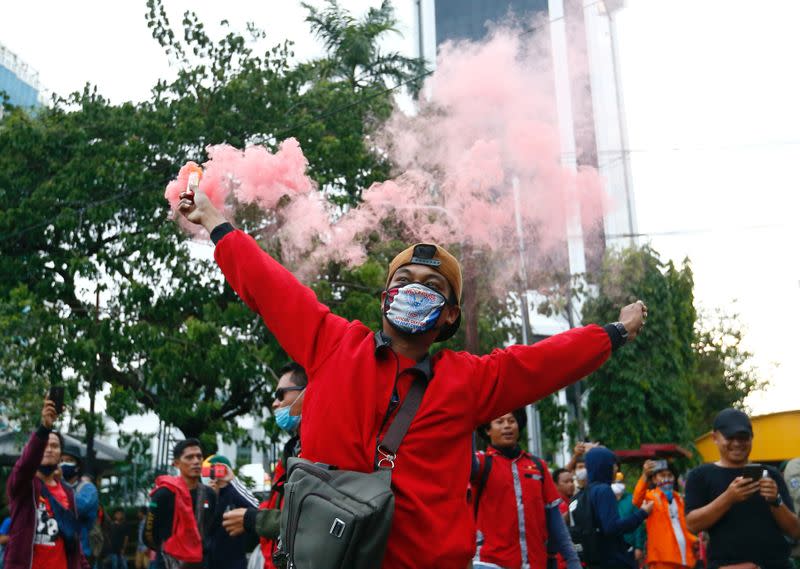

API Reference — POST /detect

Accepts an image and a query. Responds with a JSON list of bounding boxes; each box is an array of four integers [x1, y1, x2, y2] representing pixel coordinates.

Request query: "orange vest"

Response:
[[633, 477, 697, 567]]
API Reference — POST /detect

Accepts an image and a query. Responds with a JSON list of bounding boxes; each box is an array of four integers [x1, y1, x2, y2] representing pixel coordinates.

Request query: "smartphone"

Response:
[[652, 459, 669, 472], [742, 464, 765, 482], [201, 464, 227, 480], [48, 385, 65, 415]]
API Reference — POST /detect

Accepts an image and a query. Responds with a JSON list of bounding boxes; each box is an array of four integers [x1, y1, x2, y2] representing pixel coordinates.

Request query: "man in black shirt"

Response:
[[685, 408, 800, 569], [145, 439, 219, 569], [108, 508, 129, 569]]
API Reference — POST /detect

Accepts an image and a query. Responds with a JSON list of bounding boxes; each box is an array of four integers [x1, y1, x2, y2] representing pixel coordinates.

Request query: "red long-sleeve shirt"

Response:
[[214, 229, 612, 569]]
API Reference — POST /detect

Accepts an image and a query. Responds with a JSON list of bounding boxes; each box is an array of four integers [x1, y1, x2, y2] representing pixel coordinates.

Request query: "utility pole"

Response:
[[513, 178, 543, 457], [603, 0, 637, 246]]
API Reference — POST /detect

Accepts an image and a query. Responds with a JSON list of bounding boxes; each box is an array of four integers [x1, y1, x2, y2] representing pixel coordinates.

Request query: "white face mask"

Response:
[[575, 468, 588, 482], [611, 482, 626, 496]]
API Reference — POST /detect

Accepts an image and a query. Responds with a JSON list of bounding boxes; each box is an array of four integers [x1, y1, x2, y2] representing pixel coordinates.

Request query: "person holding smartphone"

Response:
[[633, 459, 696, 569], [4, 395, 88, 569], [203, 454, 259, 569], [685, 408, 800, 569]]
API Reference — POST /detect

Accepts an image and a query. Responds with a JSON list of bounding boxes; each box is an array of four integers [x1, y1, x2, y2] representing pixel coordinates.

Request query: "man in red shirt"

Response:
[[552, 468, 577, 569], [473, 411, 580, 569], [176, 186, 646, 569], [553, 468, 576, 511], [5, 397, 87, 569]]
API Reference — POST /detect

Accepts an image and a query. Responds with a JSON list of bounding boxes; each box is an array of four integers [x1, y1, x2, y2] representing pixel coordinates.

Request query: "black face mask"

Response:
[[38, 464, 58, 476], [491, 444, 522, 460]]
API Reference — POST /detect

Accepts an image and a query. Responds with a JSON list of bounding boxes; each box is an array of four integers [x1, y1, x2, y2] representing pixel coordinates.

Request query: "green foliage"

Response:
[[689, 307, 767, 437], [103, 430, 157, 506], [583, 246, 768, 452], [537, 394, 567, 462], [583, 247, 696, 450], [0, 1, 426, 442]]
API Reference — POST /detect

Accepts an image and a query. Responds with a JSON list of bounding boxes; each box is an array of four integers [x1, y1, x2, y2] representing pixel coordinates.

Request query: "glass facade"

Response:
[[434, 0, 548, 44], [0, 44, 40, 108]]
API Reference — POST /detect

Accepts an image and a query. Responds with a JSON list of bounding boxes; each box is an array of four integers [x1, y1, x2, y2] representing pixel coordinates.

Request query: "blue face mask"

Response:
[[275, 405, 301, 433], [59, 462, 79, 481], [658, 481, 674, 501], [383, 283, 447, 335]]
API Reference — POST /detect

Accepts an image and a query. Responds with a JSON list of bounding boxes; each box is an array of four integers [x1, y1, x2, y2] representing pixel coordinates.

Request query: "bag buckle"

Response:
[[377, 446, 396, 469]]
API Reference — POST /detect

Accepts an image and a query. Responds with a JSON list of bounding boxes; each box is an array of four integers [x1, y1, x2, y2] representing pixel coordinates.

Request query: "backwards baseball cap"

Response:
[[386, 243, 463, 341], [204, 454, 233, 469], [713, 408, 753, 438]]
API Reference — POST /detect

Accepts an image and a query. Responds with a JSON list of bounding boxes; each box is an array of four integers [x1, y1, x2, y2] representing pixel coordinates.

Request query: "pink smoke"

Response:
[[164, 138, 314, 232], [165, 21, 611, 287]]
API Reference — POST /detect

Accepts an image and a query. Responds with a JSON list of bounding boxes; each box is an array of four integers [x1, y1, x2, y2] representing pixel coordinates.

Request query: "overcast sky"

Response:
[[1, 0, 797, 424]]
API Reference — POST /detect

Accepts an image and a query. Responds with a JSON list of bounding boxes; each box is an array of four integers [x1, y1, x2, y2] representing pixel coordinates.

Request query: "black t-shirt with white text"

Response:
[[684, 463, 794, 568]]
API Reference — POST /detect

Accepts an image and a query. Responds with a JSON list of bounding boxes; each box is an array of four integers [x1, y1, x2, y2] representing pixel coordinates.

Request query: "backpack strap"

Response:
[[375, 356, 431, 470], [531, 456, 546, 486], [194, 484, 206, 537], [473, 453, 493, 517]]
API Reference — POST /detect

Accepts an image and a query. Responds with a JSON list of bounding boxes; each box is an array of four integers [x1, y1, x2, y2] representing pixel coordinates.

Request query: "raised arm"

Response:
[[178, 185, 349, 371], [472, 302, 646, 425], [7, 399, 56, 499], [632, 460, 656, 507]]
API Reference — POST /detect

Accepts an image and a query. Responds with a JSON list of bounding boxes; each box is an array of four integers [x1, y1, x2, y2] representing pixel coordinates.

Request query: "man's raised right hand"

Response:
[[41, 398, 57, 429], [178, 186, 227, 234]]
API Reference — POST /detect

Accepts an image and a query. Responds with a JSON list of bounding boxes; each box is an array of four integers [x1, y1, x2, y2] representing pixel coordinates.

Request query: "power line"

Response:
[[0, 0, 611, 245]]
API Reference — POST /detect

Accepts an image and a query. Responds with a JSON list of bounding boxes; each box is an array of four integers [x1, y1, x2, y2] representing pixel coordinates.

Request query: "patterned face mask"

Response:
[[383, 283, 447, 335]]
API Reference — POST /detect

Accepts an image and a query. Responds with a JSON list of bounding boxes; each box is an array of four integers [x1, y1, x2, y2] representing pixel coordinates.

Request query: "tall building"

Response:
[[0, 42, 41, 108]]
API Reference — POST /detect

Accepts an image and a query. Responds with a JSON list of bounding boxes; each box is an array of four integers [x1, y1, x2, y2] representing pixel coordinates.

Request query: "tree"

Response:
[[0, 0, 426, 449], [582, 247, 696, 450], [689, 307, 767, 437]]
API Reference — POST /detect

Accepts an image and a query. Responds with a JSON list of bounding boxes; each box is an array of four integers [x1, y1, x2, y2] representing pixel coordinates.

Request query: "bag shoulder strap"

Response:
[[473, 453, 493, 517], [193, 484, 206, 534], [375, 357, 431, 470], [531, 455, 546, 486]]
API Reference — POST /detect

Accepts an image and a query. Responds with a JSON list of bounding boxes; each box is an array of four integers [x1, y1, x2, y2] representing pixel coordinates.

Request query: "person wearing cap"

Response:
[[633, 460, 696, 569], [176, 186, 647, 569], [471, 410, 579, 569], [684, 408, 800, 569], [60, 443, 99, 563], [203, 454, 260, 569]]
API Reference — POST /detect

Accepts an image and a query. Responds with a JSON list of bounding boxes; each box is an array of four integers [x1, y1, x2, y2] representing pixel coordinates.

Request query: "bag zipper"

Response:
[[291, 462, 333, 482]]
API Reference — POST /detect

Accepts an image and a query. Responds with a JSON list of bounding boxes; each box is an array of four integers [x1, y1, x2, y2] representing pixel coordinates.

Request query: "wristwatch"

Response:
[[768, 495, 783, 508], [612, 322, 629, 346]]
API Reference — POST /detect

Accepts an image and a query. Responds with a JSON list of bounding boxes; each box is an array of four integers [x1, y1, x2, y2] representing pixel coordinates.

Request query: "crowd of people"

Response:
[[2, 184, 799, 569]]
